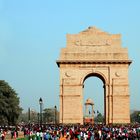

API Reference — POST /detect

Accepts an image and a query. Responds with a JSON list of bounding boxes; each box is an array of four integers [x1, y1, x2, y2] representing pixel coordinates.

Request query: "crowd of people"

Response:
[[1, 123, 140, 140]]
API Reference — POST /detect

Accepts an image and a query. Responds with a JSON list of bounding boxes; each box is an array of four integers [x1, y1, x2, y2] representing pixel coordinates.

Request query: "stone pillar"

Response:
[[59, 78, 83, 124], [111, 78, 130, 123], [105, 84, 109, 124]]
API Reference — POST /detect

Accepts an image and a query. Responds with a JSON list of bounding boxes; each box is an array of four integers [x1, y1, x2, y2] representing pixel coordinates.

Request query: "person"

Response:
[[0, 130, 2, 140], [11, 130, 14, 139], [1, 130, 5, 140], [16, 130, 18, 138], [40, 131, 43, 140], [14, 130, 17, 139], [1, 134, 4, 140], [44, 131, 51, 140], [36, 131, 40, 140], [59, 131, 66, 140]]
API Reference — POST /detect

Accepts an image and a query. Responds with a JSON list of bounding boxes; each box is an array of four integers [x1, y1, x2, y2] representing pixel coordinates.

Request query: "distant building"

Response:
[[84, 98, 94, 124]]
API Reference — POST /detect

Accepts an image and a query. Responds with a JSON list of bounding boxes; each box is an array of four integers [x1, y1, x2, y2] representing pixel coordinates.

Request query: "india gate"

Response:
[[56, 27, 132, 124]]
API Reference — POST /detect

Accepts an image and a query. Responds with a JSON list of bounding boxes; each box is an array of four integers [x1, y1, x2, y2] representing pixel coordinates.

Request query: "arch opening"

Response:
[[83, 73, 106, 124]]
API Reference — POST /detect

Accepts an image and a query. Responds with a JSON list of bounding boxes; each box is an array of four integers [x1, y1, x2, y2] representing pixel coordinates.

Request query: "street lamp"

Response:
[[28, 107, 31, 124], [39, 97, 43, 127], [54, 105, 57, 125], [37, 113, 39, 125]]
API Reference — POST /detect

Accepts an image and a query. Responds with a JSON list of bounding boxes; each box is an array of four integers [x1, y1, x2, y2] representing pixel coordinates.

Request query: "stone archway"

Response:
[[56, 27, 132, 124], [82, 72, 106, 123]]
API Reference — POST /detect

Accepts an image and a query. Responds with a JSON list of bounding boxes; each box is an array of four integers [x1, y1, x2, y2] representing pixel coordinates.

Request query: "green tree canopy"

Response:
[[18, 109, 38, 124], [94, 113, 104, 124], [43, 108, 55, 124], [0, 80, 22, 125], [130, 111, 140, 123], [43, 108, 59, 124]]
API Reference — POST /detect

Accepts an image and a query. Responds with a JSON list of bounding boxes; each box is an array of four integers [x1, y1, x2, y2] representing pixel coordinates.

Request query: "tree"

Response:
[[94, 113, 104, 124], [43, 108, 59, 124], [130, 111, 140, 123], [43, 108, 54, 124], [18, 109, 38, 124], [0, 80, 22, 125]]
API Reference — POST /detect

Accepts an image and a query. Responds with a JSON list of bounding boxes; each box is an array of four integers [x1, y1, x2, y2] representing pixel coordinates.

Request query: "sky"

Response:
[[0, 0, 140, 114]]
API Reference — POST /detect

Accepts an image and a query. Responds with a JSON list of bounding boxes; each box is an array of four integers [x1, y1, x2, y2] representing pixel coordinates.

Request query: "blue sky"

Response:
[[0, 0, 140, 114]]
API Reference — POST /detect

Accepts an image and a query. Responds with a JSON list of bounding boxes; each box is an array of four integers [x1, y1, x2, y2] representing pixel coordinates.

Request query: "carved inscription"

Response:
[[75, 39, 112, 46]]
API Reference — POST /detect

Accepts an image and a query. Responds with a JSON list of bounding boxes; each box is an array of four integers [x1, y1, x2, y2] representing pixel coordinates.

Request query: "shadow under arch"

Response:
[[81, 71, 107, 124]]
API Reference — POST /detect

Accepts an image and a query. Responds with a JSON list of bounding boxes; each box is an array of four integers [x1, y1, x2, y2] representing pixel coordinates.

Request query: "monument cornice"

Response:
[[56, 60, 132, 67]]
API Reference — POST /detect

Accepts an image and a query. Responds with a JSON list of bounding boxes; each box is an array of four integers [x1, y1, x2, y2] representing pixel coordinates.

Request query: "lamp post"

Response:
[[28, 107, 31, 124], [28, 107, 31, 139], [37, 113, 39, 125], [54, 105, 57, 125], [39, 97, 43, 127]]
